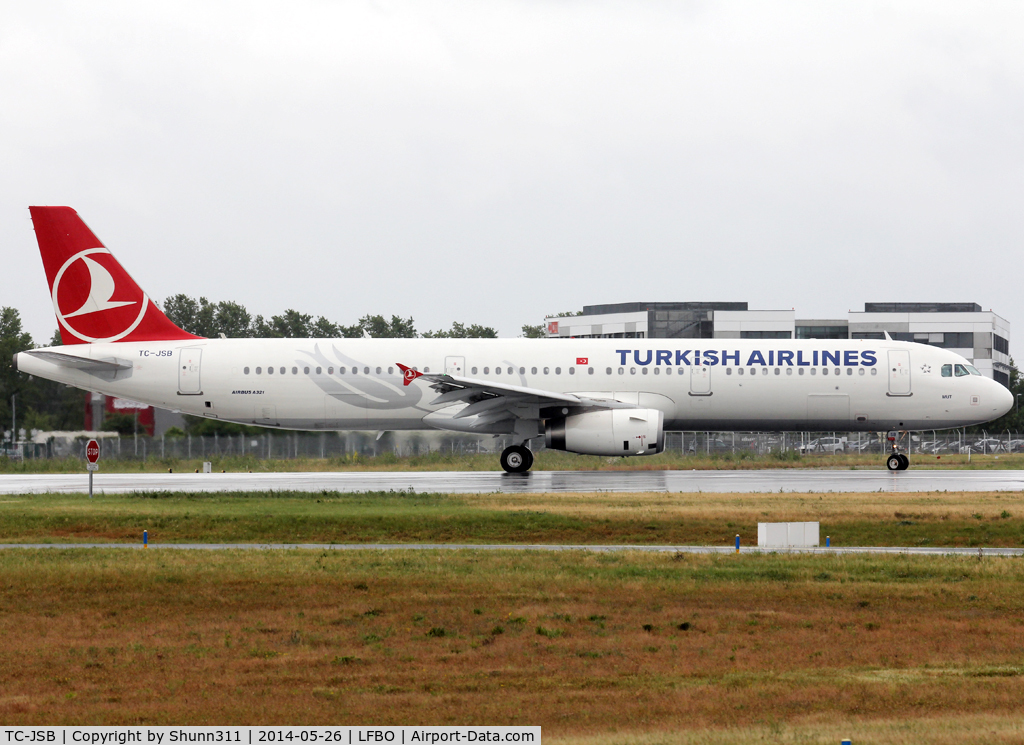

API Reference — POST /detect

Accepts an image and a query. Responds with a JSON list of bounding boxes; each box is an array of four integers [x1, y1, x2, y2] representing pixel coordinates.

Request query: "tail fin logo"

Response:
[[52, 248, 149, 343]]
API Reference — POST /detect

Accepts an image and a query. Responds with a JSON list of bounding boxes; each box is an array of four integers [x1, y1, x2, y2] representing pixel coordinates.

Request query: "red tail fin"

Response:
[[29, 207, 201, 344]]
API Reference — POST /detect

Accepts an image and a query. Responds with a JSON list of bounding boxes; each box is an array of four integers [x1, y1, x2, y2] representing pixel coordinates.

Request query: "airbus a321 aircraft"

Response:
[[14, 207, 1013, 473]]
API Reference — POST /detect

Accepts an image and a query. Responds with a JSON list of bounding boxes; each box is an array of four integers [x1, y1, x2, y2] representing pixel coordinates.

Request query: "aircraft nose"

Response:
[[992, 378, 1014, 417]]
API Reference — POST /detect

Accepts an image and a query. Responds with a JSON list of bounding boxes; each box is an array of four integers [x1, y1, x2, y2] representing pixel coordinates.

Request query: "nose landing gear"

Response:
[[885, 431, 910, 471]]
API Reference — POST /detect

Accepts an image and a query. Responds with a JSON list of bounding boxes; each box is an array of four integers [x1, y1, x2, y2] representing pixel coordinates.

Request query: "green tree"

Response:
[[254, 309, 315, 338], [0, 308, 35, 441], [163, 295, 256, 338], [521, 323, 546, 338], [423, 322, 497, 338], [352, 314, 418, 338]]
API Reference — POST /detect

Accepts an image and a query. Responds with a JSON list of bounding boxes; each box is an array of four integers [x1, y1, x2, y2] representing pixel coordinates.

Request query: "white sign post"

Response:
[[86, 439, 100, 498]]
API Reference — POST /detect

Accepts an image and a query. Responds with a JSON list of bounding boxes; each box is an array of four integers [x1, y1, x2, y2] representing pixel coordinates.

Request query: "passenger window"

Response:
[[243, 367, 250, 375], [280, 367, 286, 375], [519, 367, 525, 375], [292, 367, 298, 375], [857, 368, 863, 376], [588, 367, 594, 375], [774, 368, 780, 375], [823, 368, 829, 376], [641, 368, 648, 375], [555, 367, 562, 375], [629, 367, 635, 375], [495, 367, 501, 375], [737, 368, 744, 376], [338, 367, 345, 374], [653, 368, 659, 375], [316, 367, 321, 374], [786, 368, 793, 376], [955, 364, 970, 377], [846, 368, 852, 376], [544, 367, 549, 374], [531, 367, 537, 375], [799, 369, 804, 376], [328, 367, 334, 374], [255, 367, 262, 375], [749, 368, 756, 376], [268, 367, 274, 375], [618, 367, 624, 375], [606, 367, 612, 375], [727, 368, 733, 376], [484, 367, 490, 374], [870, 369, 877, 376], [388, 367, 393, 375], [666, 368, 672, 375], [376, 367, 381, 374], [835, 369, 840, 376], [810, 368, 817, 376], [472, 367, 478, 374], [304, 367, 310, 374], [761, 368, 767, 375], [365, 367, 372, 374], [568, 367, 575, 375], [352, 367, 358, 375], [506, 367, 512, 375]]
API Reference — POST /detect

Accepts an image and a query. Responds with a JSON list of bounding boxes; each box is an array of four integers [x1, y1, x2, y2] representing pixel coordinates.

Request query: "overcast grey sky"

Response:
[[3, 2, 1023, 351]]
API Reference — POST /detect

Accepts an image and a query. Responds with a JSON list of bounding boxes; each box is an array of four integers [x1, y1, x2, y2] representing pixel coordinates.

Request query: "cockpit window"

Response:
[[954, 364, 970, 377], [966, 365, 981, 376], [941, 364, 952, 377]]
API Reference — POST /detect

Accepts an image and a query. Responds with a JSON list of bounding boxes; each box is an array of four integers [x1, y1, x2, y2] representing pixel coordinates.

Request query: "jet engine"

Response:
[[545, 408, 665, 457]]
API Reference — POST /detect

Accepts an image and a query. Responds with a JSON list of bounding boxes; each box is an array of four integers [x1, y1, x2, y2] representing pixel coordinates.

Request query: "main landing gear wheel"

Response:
[[500, 445, 533, 474]]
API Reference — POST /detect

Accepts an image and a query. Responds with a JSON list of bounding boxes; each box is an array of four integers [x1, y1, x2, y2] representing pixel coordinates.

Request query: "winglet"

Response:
[[397, 363, 423, 386]]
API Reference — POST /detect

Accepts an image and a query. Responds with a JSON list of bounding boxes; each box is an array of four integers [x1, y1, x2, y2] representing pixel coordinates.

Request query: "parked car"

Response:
[[796, 437, 846, 454], [1005, 439, 1024, 453], [973, 438, 1004, 454]]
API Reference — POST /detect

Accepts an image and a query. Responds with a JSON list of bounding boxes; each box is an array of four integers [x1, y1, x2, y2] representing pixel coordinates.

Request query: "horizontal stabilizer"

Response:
[[23, 349, 133, 372]]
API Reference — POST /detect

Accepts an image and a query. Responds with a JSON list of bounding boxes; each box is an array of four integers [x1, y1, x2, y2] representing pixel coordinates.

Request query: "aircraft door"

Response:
[[178, 348, 202, 394], [445, 356, 465, 376], [888, 350, 912, 395], [689, 364, 711, 396]]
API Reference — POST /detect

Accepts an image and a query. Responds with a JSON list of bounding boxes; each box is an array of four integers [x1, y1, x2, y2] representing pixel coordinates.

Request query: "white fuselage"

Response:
[[16, 337, 1012, 434]]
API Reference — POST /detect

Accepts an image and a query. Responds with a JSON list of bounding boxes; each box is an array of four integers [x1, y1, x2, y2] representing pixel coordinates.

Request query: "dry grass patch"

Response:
[[2, 549, 1024, 735]]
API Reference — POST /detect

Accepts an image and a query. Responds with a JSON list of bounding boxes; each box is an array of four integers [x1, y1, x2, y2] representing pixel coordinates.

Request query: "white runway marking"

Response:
[[1, 469, 1023, 495]]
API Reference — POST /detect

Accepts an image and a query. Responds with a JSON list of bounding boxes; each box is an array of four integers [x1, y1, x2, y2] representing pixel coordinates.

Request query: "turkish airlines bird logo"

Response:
[[397, 363, 424, 386], [52, 248, 147, 343]]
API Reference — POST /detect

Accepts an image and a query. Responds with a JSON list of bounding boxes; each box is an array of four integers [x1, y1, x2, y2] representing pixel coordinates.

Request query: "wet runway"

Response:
[[0, 542, 1020, 556], [1, 468, 1023, 494]]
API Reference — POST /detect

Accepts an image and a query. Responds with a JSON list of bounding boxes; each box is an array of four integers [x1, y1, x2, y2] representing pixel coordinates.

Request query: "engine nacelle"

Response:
[[545, 408, 665, 457]]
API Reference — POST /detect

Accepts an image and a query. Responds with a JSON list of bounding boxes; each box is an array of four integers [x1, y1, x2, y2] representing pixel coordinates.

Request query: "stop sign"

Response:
[[86, 439, 100, 464]]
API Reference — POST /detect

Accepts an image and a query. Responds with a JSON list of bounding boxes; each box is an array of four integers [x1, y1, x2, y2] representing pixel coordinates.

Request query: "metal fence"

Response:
[[8, 429, 1022, 462]]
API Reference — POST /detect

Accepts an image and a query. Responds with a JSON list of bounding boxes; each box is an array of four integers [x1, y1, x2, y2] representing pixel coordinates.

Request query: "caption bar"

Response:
[[1, 729, 539, 745]]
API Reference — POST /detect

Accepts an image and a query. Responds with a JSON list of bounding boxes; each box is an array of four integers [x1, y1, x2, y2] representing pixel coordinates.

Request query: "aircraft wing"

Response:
[[397, 363, 633, 434]]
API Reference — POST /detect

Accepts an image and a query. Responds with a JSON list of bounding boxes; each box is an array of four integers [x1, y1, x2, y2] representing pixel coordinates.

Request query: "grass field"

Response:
[[2, 449, 1022, 473], [1, 489, 1024, 547], [3, 548, 1024, 743], [3, 487, 1024, 741]]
